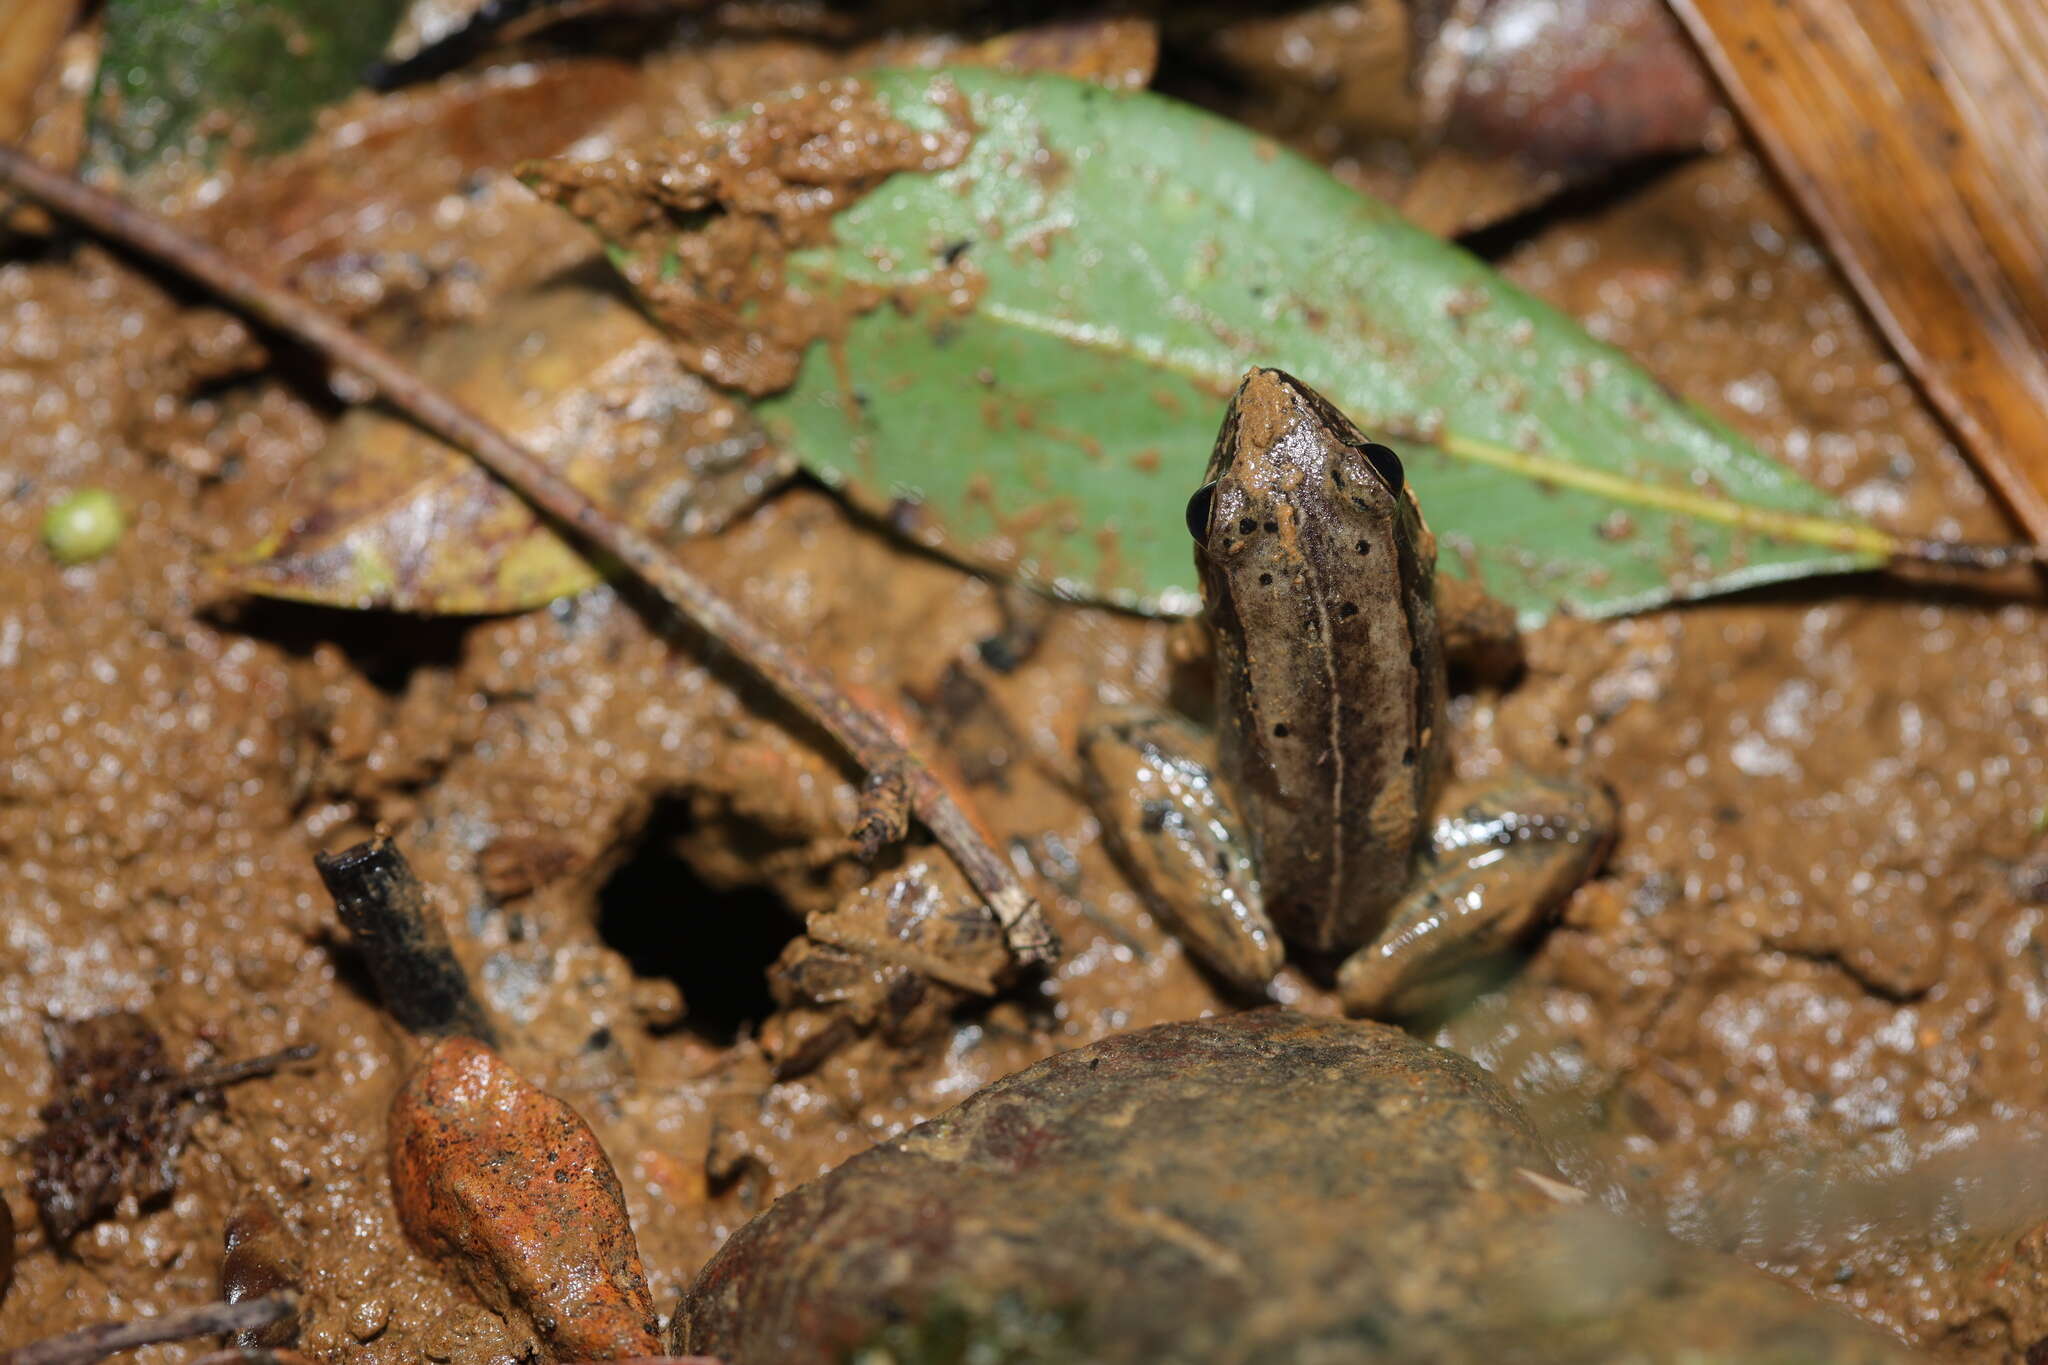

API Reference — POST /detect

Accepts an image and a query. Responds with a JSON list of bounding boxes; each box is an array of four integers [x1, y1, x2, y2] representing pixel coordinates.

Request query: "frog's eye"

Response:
[[1185, 481, 1219, 546], [1362, 442, 1405, 498]]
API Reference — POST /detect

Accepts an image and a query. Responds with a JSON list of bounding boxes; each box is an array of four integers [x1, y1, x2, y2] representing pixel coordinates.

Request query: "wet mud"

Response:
[[2, 7, 2045, 1364]]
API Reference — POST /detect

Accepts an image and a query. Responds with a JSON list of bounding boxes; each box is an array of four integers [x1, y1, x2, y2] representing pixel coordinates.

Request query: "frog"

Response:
[[1080, 368, 1616, 1017]]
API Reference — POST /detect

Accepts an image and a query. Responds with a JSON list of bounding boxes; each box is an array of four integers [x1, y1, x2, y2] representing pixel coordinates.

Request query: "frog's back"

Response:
[[1195, 370, 1448, 954]]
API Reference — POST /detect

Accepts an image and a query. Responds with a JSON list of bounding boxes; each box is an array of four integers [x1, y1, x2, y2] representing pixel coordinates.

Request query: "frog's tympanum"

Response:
[[1083, 369, 1616, 1015]]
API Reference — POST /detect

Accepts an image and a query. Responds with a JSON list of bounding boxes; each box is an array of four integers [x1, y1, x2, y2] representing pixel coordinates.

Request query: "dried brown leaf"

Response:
[[1671, 0, 2048, 543], [25, 1016, 313, 1244], [26, 1013, 210, 1244], [222, 280, 788, 613], [961, 17, 1158, 92], [0, 0, 79, 144], [1404, 0, 1725, 236]]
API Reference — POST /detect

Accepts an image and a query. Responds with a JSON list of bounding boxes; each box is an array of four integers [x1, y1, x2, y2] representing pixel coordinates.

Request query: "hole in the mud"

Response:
[[596, 796, 801, 1045]]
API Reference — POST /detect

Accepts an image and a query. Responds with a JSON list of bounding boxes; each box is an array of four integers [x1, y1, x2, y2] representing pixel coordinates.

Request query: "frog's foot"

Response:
[[1337, 776, 1616, 1017], [1080, 707, 1285, 994]]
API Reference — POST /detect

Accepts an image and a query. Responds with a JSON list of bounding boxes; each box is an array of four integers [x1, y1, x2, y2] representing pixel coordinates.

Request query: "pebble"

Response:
[[388, 1034, 662, 1361]]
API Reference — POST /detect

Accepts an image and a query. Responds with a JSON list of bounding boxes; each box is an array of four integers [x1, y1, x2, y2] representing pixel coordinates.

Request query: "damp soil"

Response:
[[3, 9, 2047, 1365]]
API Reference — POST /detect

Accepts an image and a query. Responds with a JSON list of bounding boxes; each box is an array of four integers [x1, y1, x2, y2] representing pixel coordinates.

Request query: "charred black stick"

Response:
[[315, 838, 499, 1044], [0, 144, 1056, 967], [0, 1294, 296, 1365]]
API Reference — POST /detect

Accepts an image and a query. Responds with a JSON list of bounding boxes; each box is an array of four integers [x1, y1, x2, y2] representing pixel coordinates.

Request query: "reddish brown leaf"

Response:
[[1671, 0, 2048, 543], [1404, 0, 1726, 236]]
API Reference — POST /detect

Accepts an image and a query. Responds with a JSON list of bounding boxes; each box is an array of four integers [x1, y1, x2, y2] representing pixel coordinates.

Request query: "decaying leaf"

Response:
[[959, 16, 1157, 92], [1403, 0, 1727, 237], [24, 1015, 308, 1245], [1670, 0, 2048, 544], [0, 0, 80, 146], [190, 59, 643, 309], [223, 279, 790, 612], [761, 855, 1013, 1078], [543, 68, 1888, 624], [88, 0, 411, 176], [27, 1013, 209, 1243]]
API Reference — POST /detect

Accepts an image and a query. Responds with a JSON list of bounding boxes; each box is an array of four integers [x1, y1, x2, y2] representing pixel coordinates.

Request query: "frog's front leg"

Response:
[[1338, 777, 1617, 1017], [1080, 708, 1284, 994]]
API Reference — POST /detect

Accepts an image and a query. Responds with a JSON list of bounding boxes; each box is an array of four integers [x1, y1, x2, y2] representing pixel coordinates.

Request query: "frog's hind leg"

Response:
[[1337, 776, 1616, 1017], [1080, 707, 1286, 995]]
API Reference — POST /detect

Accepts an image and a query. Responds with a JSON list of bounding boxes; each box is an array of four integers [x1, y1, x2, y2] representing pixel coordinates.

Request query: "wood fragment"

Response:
[[0, 1294, 295, 1365], [0, 143, 1057, 968], [314, 836, 500, 1044], [1670, 0, 2048, 545]]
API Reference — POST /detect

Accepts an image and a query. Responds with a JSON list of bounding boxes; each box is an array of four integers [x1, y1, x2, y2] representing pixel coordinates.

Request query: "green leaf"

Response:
[[602, 68, 1888, 623], [89, 0, 410, 176]]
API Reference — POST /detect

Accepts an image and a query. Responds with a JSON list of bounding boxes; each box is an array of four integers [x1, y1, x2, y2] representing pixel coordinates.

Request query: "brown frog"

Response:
[[1082, 368, 1616, 1015]]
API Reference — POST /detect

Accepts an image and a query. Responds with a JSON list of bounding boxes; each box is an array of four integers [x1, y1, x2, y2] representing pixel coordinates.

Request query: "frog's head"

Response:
[[1186, 368, 1424, 580]]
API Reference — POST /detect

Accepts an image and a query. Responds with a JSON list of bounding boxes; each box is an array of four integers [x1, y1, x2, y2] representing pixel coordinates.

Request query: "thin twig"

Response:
[[0, 1295, 295, 1365], [0, 144, 1056, 966], [50, 1044, 318, 1126]]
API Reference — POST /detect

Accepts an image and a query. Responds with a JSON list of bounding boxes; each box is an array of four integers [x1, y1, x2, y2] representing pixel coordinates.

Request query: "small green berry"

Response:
[[41, 488, 126, 565]]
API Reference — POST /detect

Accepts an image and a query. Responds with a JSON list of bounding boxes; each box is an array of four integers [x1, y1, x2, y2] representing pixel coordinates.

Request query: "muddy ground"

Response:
[[4, 6, 2047, 1363]]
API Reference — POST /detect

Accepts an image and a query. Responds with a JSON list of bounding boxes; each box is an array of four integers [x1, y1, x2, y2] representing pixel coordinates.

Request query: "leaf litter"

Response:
[[26, 1012, 313, 1243]]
